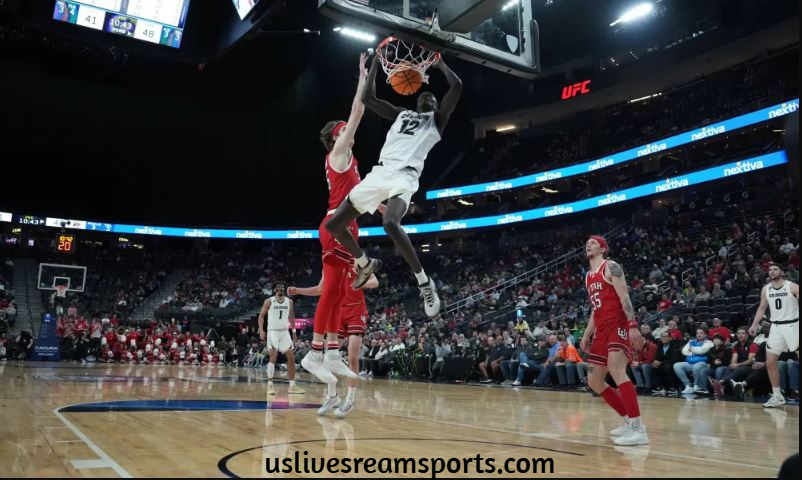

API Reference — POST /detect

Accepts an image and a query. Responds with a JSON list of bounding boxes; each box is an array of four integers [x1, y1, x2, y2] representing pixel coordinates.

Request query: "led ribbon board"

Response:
[[426, 99, 798, 200], [11, 150, 786, 240]]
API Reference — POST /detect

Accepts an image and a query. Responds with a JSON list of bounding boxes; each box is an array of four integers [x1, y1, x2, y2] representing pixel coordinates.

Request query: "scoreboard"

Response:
[[52, 0, 191, 48]]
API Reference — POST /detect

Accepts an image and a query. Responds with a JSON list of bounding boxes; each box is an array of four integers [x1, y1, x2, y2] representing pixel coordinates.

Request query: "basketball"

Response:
[[390, 68, 423, 96]]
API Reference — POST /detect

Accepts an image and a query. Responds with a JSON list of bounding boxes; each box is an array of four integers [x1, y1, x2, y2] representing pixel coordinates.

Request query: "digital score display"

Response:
[[55, 234, 76, 254], [52, 0, 191, 48]]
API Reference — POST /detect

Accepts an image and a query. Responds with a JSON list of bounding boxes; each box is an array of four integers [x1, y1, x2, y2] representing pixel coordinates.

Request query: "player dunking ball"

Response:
[[258, 283, 304, 396], [748, 262, 798, 408], [300, 54, 369, 395], [580, 236, 648, 446], [289, 264, 379, 417], [325, 53, 462, 318]]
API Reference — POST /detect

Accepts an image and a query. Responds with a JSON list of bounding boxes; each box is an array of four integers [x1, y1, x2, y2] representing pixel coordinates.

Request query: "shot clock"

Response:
[[55, 234, 76, 254]]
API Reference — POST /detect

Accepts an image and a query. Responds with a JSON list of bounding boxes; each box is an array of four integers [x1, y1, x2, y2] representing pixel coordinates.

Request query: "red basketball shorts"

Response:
[[338, 303, 368, 339], [587, 319, 632, 367]]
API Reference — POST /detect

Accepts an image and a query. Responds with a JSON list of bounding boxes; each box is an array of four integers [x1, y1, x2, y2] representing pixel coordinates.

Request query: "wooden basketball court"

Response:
[[0, 362, 796, 477]]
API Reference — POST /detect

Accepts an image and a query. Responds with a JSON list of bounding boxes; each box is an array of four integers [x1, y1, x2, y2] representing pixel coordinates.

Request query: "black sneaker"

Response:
[[733, 382, 745, 401], [352, 258, 382, 289]]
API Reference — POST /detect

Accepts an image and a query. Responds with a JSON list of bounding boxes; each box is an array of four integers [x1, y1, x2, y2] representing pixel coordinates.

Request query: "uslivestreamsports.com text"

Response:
[[266, 452, 554, 477]]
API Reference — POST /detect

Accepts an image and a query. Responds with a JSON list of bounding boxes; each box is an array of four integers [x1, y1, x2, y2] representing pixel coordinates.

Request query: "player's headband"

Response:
[[332, 122, 347, 139], [589, 235, 609, 254]]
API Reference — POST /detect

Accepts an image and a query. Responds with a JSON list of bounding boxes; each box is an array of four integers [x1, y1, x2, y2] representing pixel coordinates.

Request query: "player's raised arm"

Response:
[[433, 58, 462, 133], [257, 299, 271, 341], [748, 285, 769, 336], [330, 53, 370, 171], [364, 54, 405, 121]]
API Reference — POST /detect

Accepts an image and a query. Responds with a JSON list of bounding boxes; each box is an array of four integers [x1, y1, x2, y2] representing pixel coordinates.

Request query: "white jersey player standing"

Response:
[[749, 262, 799, 408], [259, 283, 305, 395], [325, 53, 462, 319]]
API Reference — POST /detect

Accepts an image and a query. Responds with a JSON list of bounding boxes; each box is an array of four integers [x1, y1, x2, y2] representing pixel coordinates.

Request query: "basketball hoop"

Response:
[[55, 285, 67, 299], [376, 36, 440, 85]]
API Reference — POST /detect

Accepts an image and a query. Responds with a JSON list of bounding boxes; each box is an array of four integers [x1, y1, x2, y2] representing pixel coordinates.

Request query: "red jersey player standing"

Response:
[[300, 53, 368, 409], [580, 236, 648, 446]]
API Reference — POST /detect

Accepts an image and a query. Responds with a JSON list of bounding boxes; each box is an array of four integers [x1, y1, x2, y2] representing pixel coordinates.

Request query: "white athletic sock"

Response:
[[289, 379, 296, 387], [773, 387, 783, 397], [415, 270, 429, 285], [327, 382, 338, 397], [267, 362, 275, 379], [356, 255, 369, 268], [347, 386, 357, 402], [629, 417, 641, 428]]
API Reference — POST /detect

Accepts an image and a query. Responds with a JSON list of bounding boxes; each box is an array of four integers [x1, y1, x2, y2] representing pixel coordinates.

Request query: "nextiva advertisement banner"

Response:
[[426, 98, 798, 199]]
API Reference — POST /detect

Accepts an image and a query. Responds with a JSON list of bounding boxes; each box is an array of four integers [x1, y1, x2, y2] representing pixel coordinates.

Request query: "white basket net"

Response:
[[376, 36, 440, 84]]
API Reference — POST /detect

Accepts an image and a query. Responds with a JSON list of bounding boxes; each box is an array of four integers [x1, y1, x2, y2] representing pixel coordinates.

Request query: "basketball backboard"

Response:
[[38, 263, 87, 293], [319, 0, 540, 78]]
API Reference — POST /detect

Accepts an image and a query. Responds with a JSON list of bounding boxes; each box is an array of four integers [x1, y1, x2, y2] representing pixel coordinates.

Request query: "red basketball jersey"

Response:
[[326, 153, 360, 211], [585, 259, 626, 331]]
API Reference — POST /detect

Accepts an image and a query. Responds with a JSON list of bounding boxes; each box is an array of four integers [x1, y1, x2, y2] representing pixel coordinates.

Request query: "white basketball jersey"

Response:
[[378, 110, 441, 174], [765, 281, 798, 322], [266, 296, 291, 330]]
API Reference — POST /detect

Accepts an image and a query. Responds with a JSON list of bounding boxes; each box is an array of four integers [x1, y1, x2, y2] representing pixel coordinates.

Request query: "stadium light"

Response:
[[496, 125, 517, 132], [335, 26, 376, 43], [502, 0, 518, 11], [610, 2, 654, 27]]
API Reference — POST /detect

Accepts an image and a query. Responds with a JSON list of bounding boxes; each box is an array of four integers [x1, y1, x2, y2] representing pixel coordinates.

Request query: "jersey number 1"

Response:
[[399, 120, 421, 136]]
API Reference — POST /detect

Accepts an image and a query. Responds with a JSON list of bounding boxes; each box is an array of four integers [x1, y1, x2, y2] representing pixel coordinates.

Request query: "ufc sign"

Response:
[[561, 79, 592, 100]]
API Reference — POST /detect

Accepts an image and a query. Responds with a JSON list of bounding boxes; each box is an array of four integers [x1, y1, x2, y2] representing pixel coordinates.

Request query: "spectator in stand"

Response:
[[479, 336, 509, 383], [370, 340, 389, 377], [701, 334, 733, 397], [501, 336, 528, 384], [532, 321, 548, 339], [514, 315, 530, 335], [710, 283, 727, 300], [429, 338, 450, 380], [779, 355, 799, 400], [714, 327, 759, 395], [631, 324, 658, 391], [651, 331, 683, 396], [674, 328, 714, 394], [730, 342, 772, 400], [534, 334, 560, 387], [667, 319, 683, 341], [652, 318, 668, 340], [513, 336, 549, 386], [554, 335, 582, 387], [695, 285, 711, 303], [708, 317, 732, 344], [360, 339, 380, 375], [657, 294, 673, 312], [779, 237, 798, 256]]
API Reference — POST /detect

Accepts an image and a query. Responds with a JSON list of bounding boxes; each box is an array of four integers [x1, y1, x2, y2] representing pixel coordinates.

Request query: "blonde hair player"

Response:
[[748, 262, 799, 408], [258, 282, 304, 396], [580, 235, 648, 446], [289, 262, 378, 417]]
